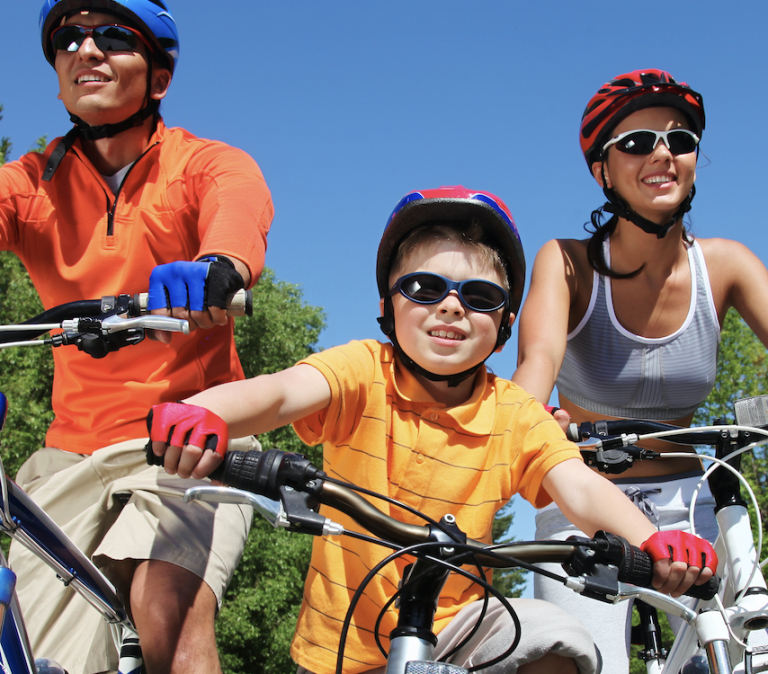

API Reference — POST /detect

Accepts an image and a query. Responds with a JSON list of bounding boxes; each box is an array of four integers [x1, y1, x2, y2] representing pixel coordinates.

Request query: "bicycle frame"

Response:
[[0, 392, 142, 674], [571, 410, 768, 674]]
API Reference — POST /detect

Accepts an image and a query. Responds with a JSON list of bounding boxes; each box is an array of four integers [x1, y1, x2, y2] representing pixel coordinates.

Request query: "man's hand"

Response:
[[147, 256, 245, 343], [147, 402, 229, 479], [641, 530, 718, 597]]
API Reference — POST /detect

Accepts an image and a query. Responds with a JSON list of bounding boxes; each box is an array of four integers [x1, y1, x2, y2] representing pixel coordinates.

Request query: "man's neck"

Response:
[[79, 115, 157, 176]]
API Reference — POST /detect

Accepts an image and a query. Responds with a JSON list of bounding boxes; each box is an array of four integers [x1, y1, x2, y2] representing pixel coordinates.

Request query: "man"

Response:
[[1, 1, 273, 672]]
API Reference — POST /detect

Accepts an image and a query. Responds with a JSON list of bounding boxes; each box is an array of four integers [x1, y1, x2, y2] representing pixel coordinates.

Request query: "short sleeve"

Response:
[[292, 341, 380, 447], [508, 396, 583, 508]]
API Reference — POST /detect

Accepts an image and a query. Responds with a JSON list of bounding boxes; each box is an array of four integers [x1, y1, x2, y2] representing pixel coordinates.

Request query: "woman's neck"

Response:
[[609, 218, 687, 278]]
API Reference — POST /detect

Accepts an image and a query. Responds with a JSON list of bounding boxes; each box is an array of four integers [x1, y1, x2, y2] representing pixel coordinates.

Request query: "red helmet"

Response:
[[377, 186, 525, 317], [580, 69, 705, 169]]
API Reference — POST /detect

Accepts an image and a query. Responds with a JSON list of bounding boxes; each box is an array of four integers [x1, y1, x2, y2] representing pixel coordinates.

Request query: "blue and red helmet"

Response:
[[40, 0, 179, 73], [580, 69, 705, 170], [376, 186, 526, 317]]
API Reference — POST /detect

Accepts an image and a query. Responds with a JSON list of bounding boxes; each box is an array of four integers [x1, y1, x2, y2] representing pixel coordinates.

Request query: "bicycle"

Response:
[[0, 289, 249, 674], [154, 443, 719, 674], [562, 402, 768, 674]]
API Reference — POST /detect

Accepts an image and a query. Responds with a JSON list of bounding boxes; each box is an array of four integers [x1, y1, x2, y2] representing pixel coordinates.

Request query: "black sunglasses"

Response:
[[603, 128, 700, 157], [51, 24, 149, 54], [390, 272, 508, 313]]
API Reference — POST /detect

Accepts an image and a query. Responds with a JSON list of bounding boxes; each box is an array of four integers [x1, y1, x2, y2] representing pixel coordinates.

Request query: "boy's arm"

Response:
[[151, 363, 331, 479], [543, 458, 715, 598]]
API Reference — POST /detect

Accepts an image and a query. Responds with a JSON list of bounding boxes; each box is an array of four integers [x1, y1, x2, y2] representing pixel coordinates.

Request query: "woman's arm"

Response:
[[704, 238, 768, 347], [512, 239, 575, 402]]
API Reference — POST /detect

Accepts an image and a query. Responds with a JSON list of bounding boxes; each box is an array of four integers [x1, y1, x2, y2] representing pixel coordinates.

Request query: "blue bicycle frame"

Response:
[[0, 392, 142, 674]]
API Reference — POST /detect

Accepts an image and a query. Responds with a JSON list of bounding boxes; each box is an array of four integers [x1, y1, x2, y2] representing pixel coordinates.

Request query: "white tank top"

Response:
[[556, 239, 721, 419]]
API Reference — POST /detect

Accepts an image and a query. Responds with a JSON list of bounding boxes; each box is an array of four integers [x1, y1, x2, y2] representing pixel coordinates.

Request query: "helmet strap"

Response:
[[600, 164, 694, 239], [377, 297, 508, 388], [42, 62, 159, 181]]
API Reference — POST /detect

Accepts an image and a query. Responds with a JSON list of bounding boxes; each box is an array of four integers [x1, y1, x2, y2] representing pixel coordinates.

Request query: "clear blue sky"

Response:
[[3, 1, 767, 595]]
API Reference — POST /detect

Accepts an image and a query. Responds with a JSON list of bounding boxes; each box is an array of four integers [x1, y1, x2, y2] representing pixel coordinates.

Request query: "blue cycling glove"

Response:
[[147, 256, 244, 312]]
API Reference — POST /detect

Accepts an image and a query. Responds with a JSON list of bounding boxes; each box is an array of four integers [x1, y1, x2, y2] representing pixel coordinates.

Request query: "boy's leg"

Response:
[[433, 597, 598, 674]]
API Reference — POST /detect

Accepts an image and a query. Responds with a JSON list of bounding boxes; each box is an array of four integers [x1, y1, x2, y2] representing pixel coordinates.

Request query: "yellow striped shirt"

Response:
[[290, 339, 580, 674]]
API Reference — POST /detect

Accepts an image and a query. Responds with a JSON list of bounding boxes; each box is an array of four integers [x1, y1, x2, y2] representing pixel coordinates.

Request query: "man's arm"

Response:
[[543, 459, 716, 597], [149, 141, 274, 342], [151, 363, 331, 479]]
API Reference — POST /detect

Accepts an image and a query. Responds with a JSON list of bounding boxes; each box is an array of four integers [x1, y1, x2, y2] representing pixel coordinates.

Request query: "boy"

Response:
[[149, 186, 716, 674]]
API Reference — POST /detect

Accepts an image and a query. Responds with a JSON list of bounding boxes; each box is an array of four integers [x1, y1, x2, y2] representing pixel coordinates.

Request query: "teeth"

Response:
[[77, 75, 109, 83], [429, 330, 465, 340], [643, 175, 674, 184]]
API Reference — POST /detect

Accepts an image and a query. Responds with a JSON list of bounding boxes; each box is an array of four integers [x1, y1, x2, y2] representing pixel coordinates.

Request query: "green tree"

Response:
[[491, 500, 528, 599], [693, 308, 768, 549], [0, 105, 11, 165]]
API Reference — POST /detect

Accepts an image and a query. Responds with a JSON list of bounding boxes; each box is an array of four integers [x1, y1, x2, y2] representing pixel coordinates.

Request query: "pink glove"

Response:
[[641, 530, 718, 572], [148, 402, 229, 458]]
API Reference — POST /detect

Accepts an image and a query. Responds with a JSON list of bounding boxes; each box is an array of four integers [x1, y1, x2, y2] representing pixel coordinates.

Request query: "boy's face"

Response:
[[385, 241, 509, 380]]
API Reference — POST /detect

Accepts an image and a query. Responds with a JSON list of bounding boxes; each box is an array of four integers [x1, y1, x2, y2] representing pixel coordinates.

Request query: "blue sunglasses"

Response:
[[390, 272, 508, 312]]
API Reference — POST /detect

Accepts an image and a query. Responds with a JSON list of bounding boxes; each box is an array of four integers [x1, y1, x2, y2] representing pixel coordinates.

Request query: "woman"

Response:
[[512, 69, 768, 671]]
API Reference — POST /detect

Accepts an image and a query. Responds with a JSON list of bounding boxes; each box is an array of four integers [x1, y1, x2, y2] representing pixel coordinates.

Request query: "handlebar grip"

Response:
[[136, 288, 252, 317], [618, 543, 719, 600]]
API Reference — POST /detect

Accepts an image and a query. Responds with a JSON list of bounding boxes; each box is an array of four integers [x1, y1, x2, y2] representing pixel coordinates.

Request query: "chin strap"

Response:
[[43, 62, 160, 182], [600, 164, 695, 239], [377, 298, 511, 388]]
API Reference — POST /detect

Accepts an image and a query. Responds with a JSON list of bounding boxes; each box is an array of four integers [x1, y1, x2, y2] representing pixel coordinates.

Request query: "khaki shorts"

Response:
[[8, 436, 257, 674], [297, 596, 598, 674]]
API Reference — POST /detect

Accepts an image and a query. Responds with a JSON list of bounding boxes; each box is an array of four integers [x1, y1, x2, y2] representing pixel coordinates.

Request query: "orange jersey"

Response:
[[0, 120, 273, 454], [291, 340, 581, 674]]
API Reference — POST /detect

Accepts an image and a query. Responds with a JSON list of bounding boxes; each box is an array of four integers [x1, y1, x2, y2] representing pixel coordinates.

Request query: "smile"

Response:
[[642, 175, 675, 185], [76, 74, 110, 83], [429, 330, 465, 341]]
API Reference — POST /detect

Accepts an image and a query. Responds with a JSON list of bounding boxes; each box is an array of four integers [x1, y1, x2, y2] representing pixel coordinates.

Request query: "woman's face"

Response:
[[592, 106, 697, 225]]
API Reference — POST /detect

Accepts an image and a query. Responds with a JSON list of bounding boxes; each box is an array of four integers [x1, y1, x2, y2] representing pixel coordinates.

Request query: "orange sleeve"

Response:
[[508, 395, 583, 508], [292, 341, 378, 447], [185, 141, 274, 288]]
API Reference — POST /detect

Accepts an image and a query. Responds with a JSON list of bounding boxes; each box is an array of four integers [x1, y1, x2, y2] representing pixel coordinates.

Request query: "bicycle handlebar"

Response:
[[0, 290, 252, 357], [566, 419, 723, 446], [145, 446, 719, 600]]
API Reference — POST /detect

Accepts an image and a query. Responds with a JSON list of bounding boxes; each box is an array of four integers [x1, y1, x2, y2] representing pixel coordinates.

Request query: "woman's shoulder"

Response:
[[696, 236, 760, 269]]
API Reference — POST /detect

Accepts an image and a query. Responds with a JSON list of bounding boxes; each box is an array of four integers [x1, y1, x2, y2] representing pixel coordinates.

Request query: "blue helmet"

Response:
[[40, 0, 179, 73]]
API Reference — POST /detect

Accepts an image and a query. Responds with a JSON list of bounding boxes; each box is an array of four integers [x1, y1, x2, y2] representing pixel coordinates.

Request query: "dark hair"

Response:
[[389, 220, 510, 291], [584, 207, 693, 279]]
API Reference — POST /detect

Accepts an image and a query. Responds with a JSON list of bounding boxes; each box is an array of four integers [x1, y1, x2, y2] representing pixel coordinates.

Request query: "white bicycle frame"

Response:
[[573, 416, 768, 674]]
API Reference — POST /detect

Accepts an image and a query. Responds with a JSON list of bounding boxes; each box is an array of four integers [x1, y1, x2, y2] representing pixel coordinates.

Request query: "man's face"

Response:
[[53, 11, 167, 126]]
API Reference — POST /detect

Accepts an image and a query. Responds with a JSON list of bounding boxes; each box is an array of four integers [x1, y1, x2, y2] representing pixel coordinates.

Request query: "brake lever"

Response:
[[61, 314, 189, 335]]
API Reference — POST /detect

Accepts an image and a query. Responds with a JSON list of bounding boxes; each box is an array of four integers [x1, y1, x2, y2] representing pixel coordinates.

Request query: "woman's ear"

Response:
[[591, 161, 611, 189], [379, 298, 385, 317]]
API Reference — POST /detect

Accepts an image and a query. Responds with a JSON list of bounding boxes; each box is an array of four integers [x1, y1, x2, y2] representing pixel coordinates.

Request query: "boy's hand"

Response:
[[641, 531, 718, 597], [147, 402, 229, 480]]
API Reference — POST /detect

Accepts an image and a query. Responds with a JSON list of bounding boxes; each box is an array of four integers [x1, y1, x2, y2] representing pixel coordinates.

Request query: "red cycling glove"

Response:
[[148, 402, 229, 459], [641, 530, 718, 572]]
